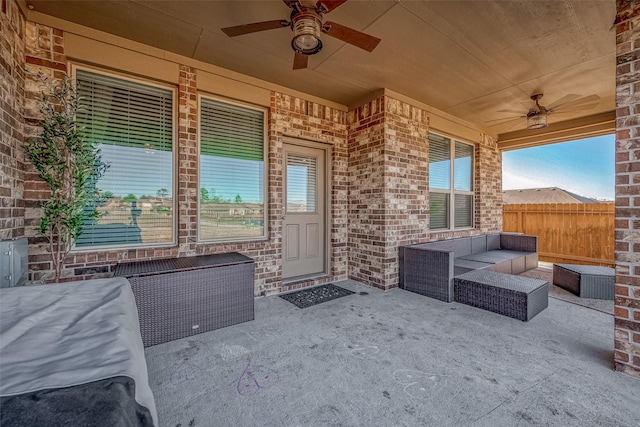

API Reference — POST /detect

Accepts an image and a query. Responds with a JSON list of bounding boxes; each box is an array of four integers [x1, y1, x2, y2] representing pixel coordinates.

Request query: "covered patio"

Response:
[[0, 0, 638, 413]]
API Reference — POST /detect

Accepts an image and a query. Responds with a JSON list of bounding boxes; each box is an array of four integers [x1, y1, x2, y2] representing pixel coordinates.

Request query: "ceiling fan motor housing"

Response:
[[525, 93, 548, 129], [291, 9, 323, 55], [526, 109, 548, 129]]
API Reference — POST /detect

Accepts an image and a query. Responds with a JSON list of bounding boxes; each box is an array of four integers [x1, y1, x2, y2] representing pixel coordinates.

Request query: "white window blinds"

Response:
[[429, 132, 474, 230], [287, 153, 317, 212], [75, 69, 174, 248], [429, 133, 451, 190], [199, 97, 265, 241], [454, 141, 473, 191], [429, 193, 449, 230]]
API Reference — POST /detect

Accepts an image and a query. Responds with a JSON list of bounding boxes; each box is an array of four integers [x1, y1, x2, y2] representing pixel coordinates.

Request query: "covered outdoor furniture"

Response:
[[454, 270, 549, 321], [399, 233, 538, 302], [553, 263, 615, 300], [0, 277, 157, 426]]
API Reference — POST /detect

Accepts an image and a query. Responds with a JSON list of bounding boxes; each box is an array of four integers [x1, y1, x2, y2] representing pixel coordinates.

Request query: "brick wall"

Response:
[[349, 94, 431, 289], [16, 18, 502, 294], [348, 96, 388, 288], [22, 21, 71, 278], [18, 23, 349, 293], [384, 98, 430, 248], [177, 65, 198, 253], [614, 0, 640, 379], [475, 134, 502, 233], [348, 94, 502, 289], [0, 0, 25, 240]]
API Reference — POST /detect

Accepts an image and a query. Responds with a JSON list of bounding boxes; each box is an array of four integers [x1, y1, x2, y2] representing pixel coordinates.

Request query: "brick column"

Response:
[[476, 134, 502, 233], [22, 21, 68, 280], [177, 65, 198, 255], [614, 0, 640, 379], [348, 95, 429, 289], [0, 0, 26, 240], [348, 96, 388, 288]]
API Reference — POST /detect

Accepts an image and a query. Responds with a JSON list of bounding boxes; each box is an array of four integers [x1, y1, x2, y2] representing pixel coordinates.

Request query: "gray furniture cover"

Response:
[[0, 278, 157, 426]]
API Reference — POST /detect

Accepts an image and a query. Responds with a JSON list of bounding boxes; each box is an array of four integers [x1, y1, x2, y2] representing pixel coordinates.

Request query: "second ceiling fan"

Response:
[[487, 93, 601, 131], [221, 0, 381, 70]]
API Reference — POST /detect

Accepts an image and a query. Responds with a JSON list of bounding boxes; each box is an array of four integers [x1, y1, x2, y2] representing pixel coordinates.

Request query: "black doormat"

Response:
[[279, 284, 355, 309]]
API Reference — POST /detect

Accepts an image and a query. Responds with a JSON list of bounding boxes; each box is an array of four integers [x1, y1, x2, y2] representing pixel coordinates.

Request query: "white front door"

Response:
[[282, 143, 326, 279]]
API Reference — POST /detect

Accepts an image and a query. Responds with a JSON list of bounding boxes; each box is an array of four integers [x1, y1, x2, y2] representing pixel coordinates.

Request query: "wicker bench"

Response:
[[115, 253, 255, 347], [552, 264, 614, 300], [454, 270, 549, 321]]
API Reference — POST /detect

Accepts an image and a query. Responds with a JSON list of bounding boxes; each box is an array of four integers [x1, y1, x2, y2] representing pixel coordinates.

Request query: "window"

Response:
[[287, 153, 317, 212], [199, 97, 266, 241], [429, 133, 474, 230], [75, 69, 175, 248]]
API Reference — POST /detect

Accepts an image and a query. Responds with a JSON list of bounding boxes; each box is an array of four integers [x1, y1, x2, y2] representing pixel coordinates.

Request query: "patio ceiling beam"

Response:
[[497, 111, 615, 152]]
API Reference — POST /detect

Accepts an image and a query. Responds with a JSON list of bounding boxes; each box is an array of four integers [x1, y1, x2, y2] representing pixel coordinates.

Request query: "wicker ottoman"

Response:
[[454, 270, 548, 321], [115, 253, 255, 347], [553, 264, 614, 300]]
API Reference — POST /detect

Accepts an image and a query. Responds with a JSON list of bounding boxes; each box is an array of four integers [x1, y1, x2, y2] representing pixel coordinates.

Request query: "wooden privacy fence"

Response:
[[502, 203, 615, 267]]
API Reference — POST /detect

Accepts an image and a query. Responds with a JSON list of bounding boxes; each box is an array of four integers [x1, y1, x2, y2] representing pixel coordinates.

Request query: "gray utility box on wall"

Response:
[[0, 237, 28, 288]]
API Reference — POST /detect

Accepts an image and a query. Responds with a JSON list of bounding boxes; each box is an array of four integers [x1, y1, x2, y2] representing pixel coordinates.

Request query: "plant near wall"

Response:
[[23, 76, 108, 282]]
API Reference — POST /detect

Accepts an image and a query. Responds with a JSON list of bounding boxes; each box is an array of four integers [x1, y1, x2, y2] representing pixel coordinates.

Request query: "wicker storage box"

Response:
[[115, 253, 255, 347]]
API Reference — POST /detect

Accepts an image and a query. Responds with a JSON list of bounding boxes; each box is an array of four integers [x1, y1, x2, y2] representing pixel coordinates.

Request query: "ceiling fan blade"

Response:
[[485, 116, 524, 126], [322, 21, 381, 52], [486, 117, 526, 132], [553, 94, 600, 108], [545, 94, 581, 110], [293, 53, 309, 70], [497, 109, 528, 115], [503, 118, 528, 131], [317, 0, 348, 13], [554, 102, 600, 112], [221, 20, 288, 37]]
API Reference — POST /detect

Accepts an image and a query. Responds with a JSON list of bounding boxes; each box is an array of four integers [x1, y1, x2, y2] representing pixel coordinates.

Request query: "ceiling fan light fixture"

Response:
[[526, 111, 548, 130], [291, 12, 323, 55]]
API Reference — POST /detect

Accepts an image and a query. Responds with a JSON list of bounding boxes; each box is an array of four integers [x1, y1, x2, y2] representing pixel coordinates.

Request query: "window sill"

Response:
[[196, 236, 269, 245], [71, 241, 176, 253]]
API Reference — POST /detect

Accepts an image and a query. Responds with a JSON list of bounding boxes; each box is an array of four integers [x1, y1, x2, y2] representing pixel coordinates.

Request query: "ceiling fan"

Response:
[[221, 0, 381, 70], [487, 93, 600, 130]]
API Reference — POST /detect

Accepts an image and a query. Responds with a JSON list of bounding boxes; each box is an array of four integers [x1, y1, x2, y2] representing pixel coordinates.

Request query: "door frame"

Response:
[[282, 136, 333, 281]]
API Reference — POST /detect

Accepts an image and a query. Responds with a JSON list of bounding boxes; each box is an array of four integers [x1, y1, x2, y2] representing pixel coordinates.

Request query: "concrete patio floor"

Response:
[[145, 277, 638, 427]]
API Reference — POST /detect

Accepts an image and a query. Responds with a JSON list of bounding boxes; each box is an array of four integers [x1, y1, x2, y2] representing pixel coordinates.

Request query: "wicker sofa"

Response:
[[399, 233, 539, 303]]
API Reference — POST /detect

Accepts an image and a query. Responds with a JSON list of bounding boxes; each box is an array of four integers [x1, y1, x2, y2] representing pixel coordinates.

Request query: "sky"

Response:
[[502, 134, 615, 201]]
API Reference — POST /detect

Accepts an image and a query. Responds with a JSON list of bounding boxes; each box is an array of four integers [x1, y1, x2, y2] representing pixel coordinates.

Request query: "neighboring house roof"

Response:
[[502, 187, 600, 204]]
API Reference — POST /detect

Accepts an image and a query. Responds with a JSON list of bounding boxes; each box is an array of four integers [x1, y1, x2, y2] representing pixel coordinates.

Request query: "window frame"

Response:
[[70, 64, 178, 251], [428, 131, 475, 231], [197, 93, 269, 243]]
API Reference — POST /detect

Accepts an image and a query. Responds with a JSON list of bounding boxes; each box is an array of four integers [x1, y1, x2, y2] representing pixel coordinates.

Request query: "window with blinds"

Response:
[[199, 97, 266, 241], [75, 69, 174, 248], [428, 132, 474, 230], [428, 133, 451, 190]]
